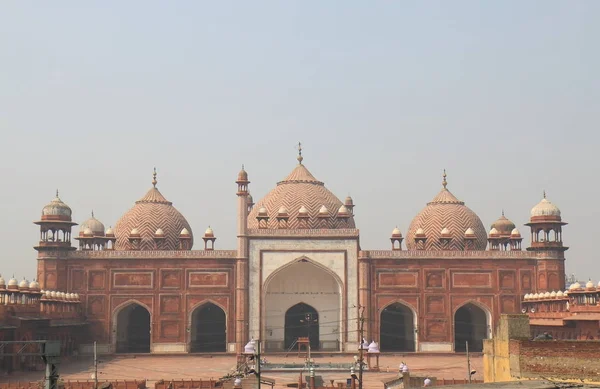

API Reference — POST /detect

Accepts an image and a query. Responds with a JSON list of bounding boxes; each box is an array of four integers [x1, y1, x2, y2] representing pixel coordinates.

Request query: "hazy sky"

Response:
[[0, 2, 598, 282]]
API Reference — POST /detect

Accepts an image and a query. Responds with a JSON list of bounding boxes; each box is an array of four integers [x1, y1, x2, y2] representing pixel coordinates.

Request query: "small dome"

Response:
[[50, 291, 57, 298], [511, 228, 521, 237], [130, 228, 140, 236], [29, 280, 40, 290], [45, 290, 52, 298], [392, 227, 402, 237], [564, 290, 569, 295], [80, 212, 105, 237], [530, 195, 561, 219], [557, 290, 564, 297], [338, 205, 349, 215], [465, 228, 475, 236], [8, 277, 18, 287], [237, 166, 249, 182], [155, 228, 165, 237], [523, 294, 528, 300], [180, 228, 191, 236], [258, 207, 268, 217], [19, 278, 29, 289], [41, 191, 73, 221], [204, 227, 214, 237], [415, 228, 425, 236], [440, 227, 450, 236], [247, 194, 254, 204], [319, 205, 328, 215], [278, 206, 289, 215], [550, 291, 557, 298], [74, 293, 79, 300], [489, 227, 499, 236], [105, 227, 115, 236], [0, 275, 5, 287], [345, 196, 354, 206], [569, 282, 581, 290], [586, 280, 595, 290], [298, 206, 309, 215], [59, 292, 66, 300], [491, 213, 516, 236], [533, 293, 539, 299], [544, 291, 551, 298], [83, 227, 93, 237]]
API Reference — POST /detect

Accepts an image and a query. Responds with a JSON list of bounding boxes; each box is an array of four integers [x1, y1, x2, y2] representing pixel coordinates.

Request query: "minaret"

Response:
[[235, 165, 250, 354], [34, 190, 77, 291]]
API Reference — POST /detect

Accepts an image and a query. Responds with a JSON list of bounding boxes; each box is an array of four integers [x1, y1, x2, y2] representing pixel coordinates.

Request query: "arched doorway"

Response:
[[116, 303, 151, 353], [380, 302, 416, 351], [454, 303, 488, 352], [285, 303, 319, 350], [190, 303, 226, 352], [263, 258, 342, 351]]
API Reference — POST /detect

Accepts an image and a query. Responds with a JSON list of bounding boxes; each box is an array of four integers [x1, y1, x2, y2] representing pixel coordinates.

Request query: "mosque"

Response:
[[29, 147, 569, 355]]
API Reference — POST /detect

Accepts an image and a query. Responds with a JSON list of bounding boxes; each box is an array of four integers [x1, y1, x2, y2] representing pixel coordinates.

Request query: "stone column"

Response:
[[236, 171, 250, 353], [358, 255, 371, 342]]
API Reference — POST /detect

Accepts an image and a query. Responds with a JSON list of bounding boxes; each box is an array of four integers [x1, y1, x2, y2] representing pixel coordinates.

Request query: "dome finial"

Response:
[[502, 209, 504, 216], [152, 167, 157, 188], [91, 210, 94, 218], [296, 141, 303, 165], [56, 189, 59, 198], [543, 190, 546, 199], [442, 169, 447, 189]]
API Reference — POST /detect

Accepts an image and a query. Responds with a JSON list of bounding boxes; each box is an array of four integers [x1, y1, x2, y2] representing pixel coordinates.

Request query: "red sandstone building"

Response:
[[8, 151, 579, 355]]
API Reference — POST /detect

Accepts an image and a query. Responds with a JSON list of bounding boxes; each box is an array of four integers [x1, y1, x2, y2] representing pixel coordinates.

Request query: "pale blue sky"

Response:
[[0, 1, 598, 281]]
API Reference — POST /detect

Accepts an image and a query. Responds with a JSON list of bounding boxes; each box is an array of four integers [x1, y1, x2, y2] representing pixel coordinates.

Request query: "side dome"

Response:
[[530, 192, 561, 219], [248, 156, 355, 230], [114, 170, 193, 250], [79, 212, 105, 237], [41, 191, 72, 221], [406, 171, 486, 250], [491, 212, 516, 236]]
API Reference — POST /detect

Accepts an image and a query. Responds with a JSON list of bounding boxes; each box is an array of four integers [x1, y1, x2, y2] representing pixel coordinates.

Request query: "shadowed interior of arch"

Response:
[[116, 303, 150, 353], [380, 303, 415, 352], [190, 303, 226, 352], [285, 303, 319, 350], [454, 303, 488, 352]]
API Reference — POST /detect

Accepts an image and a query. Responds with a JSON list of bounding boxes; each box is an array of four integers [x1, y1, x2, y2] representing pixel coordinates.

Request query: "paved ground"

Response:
[[3, 354, 482, 388]]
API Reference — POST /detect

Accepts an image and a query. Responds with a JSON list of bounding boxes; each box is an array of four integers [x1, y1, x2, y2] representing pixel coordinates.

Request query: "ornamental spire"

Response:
[[442, 169, 447, 189], [296, 142, 303, 165], [152, 167, 157, 188], [543, 190, 546, 199]]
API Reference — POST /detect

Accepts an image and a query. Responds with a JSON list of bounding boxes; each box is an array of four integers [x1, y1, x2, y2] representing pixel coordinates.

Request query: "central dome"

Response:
[[248, 159, 355, 230], [114, 171, 193, 250], [406, 172, 486, 250]]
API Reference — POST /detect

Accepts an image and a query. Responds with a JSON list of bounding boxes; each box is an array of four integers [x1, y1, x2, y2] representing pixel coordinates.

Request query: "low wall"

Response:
[[510, 340, 600, 381], [0, 380, 146, 389]]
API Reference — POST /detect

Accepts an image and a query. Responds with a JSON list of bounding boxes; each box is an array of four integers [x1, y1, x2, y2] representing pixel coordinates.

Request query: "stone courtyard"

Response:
[[4, 354, 482, 388]]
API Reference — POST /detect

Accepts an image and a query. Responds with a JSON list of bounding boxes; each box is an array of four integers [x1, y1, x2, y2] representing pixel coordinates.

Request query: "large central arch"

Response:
[[115, 302, 151, 353], [263, 258, 342, 351], [380, 302, 416, 352], [454, 302, 490, 352], [190, 302, 227, 353]]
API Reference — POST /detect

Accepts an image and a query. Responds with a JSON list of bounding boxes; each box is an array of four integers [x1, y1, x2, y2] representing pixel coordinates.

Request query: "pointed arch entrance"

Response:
[[380, 302, 416, 352], [285, 303, 319, 350], [263, 258, 342, 351], [190, 302, 226, 353], [115, 303, 151, 353], [454, 303, 489, 352]]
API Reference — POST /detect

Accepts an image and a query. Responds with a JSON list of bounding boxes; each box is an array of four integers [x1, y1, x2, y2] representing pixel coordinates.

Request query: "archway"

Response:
[[285, 303, 319, 350], [190, 302, 226, 352], [380, 302, 416, 352], [263, 258, 342, 351], [454, 303, 488, 352], [116, 303, 151, 353]]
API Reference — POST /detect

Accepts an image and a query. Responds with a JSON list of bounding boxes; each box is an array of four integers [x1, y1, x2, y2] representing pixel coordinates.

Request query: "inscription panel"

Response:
[[112, 271, 154, 289], [161, 269, 182, 289], [520, 270, 532, 291], [88, 270, 106, 290], [499, 271, 516, 289], [425, 271, 444, 288], [160, 320, 181, 339], [425, 320, 447, 341], [452, 272, 492, 288], [87, 295, 106, 317], [71, 269, 85, 291], [378, 271, 418, 288], [426, 295, 445, 314], [188, 271, 228, 288], [160, 295, 181, 314]]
